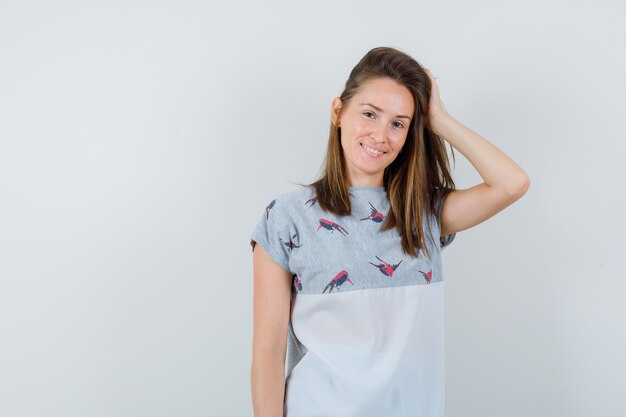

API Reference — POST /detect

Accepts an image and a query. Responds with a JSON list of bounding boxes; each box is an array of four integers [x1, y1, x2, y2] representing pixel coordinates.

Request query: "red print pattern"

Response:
[[256, 191, 438, 294]]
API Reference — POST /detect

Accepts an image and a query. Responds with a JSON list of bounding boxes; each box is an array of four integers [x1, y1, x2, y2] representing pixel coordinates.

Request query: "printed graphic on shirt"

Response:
[[292, 274, 302, 293], [250, 185, 456, 295], [369, 255, 402, 277], [322, 270, 354, 293], [420, 268, 434, 284], [360, 202, 384, 223], [265, 199, 275, 219], [316, 218, 349, 236], [281, 233, 301, 251]]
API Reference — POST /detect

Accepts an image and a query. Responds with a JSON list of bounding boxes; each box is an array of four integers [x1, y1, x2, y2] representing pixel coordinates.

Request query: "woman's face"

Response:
[[331, 77, 414, 187]]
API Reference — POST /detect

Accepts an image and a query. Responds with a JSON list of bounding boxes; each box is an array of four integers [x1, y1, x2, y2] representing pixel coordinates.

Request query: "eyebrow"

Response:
[[360, 103, 412, 120]]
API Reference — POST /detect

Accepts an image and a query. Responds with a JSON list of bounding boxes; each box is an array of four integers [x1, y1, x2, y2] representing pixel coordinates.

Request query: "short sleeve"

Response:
[[249, 197, 292, 272], [434, 188, 456, 250]]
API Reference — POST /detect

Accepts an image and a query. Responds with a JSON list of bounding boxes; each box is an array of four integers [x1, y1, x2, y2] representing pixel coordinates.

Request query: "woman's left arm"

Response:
[[424, 68, 531, 237]]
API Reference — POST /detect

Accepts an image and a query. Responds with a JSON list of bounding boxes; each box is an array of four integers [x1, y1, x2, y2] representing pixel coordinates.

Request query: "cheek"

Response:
[[344, 126, 365, 144], [340, 136, 353, 154], [349, 119, 368, 135], [390, 135, 406, 148]]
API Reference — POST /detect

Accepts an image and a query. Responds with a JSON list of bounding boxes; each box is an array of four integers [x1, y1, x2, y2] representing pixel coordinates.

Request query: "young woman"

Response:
[[249, 46, 530, 417]]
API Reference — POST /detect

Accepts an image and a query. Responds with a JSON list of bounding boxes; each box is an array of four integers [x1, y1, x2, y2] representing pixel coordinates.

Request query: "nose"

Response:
[[372, 121, 388, 143]]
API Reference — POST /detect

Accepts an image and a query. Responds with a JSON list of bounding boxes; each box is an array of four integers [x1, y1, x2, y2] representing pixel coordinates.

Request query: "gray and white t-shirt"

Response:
[[250, 184, 456, 417]]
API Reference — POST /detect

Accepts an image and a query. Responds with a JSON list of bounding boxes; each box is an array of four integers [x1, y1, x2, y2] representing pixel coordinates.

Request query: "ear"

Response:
[[331, 97, 343, 127]]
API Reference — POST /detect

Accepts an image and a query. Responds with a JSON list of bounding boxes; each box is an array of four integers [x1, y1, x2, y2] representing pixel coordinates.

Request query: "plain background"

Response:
[[1, 0, 625, 416]]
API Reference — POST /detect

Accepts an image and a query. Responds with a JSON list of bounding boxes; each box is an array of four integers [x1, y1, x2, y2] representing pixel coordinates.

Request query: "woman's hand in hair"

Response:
[[423, 68, 450, 134]]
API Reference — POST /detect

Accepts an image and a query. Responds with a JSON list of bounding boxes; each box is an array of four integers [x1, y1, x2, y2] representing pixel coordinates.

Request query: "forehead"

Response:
[[353, 78, 414, 115]]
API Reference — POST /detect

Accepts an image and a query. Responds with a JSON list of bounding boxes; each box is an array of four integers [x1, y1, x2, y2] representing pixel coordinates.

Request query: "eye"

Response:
[[364, 111, 404, 129]]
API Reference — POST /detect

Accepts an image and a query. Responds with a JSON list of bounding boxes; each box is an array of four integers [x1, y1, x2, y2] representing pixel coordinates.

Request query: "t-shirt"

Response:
[[249, 184, 457, 417]]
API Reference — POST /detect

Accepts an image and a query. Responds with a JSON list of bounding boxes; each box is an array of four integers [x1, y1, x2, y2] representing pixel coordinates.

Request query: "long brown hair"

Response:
[[297, 46, 456, 261]]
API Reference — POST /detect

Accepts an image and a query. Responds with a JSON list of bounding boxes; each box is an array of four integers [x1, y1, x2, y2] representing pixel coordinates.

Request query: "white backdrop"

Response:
[[1, 1, 624, 416]]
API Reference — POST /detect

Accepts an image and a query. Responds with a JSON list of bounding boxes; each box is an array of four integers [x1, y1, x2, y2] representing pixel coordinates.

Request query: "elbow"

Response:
[[508, 174, 531, 198]]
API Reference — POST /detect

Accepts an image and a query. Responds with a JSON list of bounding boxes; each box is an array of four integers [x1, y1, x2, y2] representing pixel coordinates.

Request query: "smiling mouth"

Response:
[[360, 142, 386, 156]]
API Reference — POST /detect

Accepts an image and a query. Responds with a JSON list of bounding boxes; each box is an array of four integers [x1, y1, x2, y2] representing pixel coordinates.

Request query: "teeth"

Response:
[[362, 144, 384, 155]]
